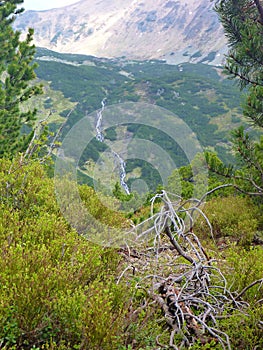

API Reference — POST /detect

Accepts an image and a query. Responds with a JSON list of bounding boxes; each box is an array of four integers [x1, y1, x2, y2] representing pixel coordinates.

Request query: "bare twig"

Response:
[[236, 278, 263, 300]]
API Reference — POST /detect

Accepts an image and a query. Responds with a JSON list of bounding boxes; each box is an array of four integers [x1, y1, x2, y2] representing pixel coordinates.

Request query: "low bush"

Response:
[[0, 159, 128, 349], [195, 195, 260, 246]]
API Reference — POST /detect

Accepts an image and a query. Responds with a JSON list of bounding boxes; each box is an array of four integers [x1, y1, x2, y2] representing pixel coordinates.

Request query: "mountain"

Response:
[[15, 0, 227, 64]]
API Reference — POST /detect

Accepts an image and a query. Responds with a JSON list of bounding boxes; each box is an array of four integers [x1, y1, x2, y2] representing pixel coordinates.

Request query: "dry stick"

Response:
[[164, 225, 194, 265], [233, 175, 263, 192], [198, 184, 234, 203], [236, 278, 263, 300], [39, 107, 76, 163], [169, 329, 179, 349], [6, 111, 52, 177], [116, 265, 135, 284], [24, 111, 52, 160], [156, 334, 169, 349], [4, 108, 76, 210], [184, 313, 231, 350]]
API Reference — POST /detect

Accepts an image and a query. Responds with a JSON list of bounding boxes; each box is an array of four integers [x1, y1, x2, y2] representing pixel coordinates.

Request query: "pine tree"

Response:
[[207, 0, 263, 198], [0, 0, 42, 158], [215, 0, 263, 127]]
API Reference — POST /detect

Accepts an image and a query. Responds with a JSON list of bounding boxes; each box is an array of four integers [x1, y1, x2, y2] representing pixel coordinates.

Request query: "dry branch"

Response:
[[121, 190, 261, 349]]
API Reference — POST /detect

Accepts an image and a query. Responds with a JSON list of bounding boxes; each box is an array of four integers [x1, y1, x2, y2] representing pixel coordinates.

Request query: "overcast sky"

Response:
[[22, 0, 79, 11]]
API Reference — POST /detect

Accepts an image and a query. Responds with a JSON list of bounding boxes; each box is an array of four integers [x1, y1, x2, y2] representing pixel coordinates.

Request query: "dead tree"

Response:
[[119, 190, 261, 349]]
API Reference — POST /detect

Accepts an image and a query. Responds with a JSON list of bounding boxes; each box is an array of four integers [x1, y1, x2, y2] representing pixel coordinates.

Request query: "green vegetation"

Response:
[[215, 0, 263, 127], [0, 0, 42, 157], [206, 0, 263, 199], [0, 1, 262, 349], [0, 159, 128, 349], [1, 159, 262, 349], [195, 195, 260, 246], [34, 49, 245, 189]]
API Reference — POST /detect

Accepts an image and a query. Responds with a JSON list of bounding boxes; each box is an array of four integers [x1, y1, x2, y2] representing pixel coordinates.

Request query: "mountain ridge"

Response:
[[15, 0, 227, 64]]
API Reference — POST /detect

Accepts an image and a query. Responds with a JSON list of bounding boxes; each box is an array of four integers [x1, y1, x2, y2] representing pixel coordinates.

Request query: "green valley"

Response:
[[34, 48, 245, 191]]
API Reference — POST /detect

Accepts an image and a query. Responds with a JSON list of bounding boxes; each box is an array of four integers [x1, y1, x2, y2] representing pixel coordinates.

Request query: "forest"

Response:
[[0, 0, 262, 349]]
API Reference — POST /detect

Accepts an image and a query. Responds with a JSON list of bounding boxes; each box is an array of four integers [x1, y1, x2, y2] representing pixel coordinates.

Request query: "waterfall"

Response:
[[95, 98, 106, 142], [95, 99, 130, 195], [113, 152, 130, 195]]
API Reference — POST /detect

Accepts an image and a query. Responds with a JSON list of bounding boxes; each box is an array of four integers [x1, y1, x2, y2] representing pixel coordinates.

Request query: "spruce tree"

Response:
[[0, 0, 42, 158]]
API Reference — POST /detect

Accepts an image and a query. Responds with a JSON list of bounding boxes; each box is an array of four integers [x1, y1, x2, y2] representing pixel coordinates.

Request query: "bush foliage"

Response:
[[195, 195, 260, 246], [0, 159, 129, 349]]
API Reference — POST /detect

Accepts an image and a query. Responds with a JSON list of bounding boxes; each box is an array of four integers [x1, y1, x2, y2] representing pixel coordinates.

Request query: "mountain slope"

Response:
[[33, 48, 245, 189], [16, 0, 226, 63]]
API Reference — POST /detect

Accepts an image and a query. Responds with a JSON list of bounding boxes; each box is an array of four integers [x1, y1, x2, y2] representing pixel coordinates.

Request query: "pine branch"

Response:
[[254, 0, 263, 24]]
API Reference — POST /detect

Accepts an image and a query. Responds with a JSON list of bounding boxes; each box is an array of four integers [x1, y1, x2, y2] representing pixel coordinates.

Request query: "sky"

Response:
[[22, 0, 79, 11]]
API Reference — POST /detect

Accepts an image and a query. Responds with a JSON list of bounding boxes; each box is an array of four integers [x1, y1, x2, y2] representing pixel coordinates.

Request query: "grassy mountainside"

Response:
[[34, 48, 245, 190], [0, 158, 262, 350]]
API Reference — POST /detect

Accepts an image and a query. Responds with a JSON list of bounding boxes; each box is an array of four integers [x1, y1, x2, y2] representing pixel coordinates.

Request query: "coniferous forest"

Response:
[[0, 1, 262, 349]]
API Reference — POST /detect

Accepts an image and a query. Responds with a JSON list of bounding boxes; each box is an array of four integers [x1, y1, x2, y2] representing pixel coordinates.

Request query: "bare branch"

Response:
[[236, 278, 263, 300], [124, 190, 262, 349]]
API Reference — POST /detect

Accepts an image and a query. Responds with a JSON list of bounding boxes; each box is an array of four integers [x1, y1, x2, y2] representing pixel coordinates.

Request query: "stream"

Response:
[[95, 99, 130, 195]]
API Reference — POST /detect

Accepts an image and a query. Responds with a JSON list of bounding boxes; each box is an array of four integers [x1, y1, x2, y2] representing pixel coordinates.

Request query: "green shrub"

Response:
[[195, 195, 260, 246], [222, 246, 263, 302], [0, 159, 128, 349], [214, 246, 263, 348], [218, 306, 263, 350]]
